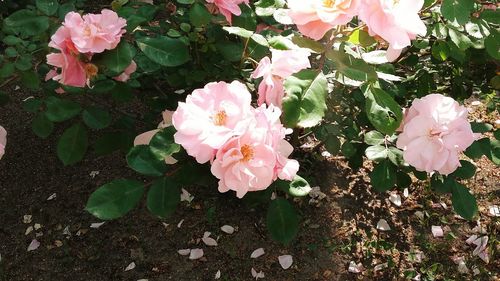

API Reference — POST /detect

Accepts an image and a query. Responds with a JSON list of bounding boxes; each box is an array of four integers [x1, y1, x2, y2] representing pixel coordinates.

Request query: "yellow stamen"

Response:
[[240, 144, 254, 162], [213, 110, 227, 126], [323, 0, 335, 8]]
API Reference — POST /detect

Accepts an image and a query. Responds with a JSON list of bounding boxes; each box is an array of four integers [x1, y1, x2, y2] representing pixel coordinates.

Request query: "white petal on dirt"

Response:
[[27, 239, 40, 251], [180, 188, 194, 203], [251, 268, 265, 279], [177, 249, 191, 256], [473, 267, 480, 275], [23, 215, 32, 224], [389, 193, 401, 207], [489, 205, 500, 217], [440, 202, 447, 209], [189, 248, 204, 260], [177, 219, 184, 228], [89, 171, 100, 178], [374, 263, 388, 272], [220, 225, 235, 234], [471, 101, 482, 106], [124, 262, 136, 271], [215, 270, 221, 279], [90, 222, 105, 229], [278, 255, 293, 269], [34, 223, 42, 230], [321, 151, 332, 157], [203, 231, 211, 238], [25, 226, 33, 235], [251, 248, 265, 259], [137, 279, 148, 281], [348, 261, 364, 273], [376, 219, 391, 231], [431, 226, 444, 237], [403, 188, 409, 198], [202, 237, 218, 247], [46, 193, 57, 201]]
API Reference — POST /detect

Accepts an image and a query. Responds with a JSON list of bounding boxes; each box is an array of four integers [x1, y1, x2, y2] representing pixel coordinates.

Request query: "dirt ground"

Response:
[[0, 86, 499, 281]]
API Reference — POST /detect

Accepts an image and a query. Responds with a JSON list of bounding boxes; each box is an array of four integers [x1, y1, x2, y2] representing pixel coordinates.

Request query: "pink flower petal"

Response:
[[220, 225, 235, 234], [27, 239, 40, 251], [278, 255, 293, 269], [431, 226, 444, 237], [250, 248, 265, 259], [189, 248, 204, 260]]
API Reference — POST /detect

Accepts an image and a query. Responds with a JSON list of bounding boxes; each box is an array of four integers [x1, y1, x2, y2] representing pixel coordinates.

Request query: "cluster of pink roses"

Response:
[[0, 126, 6, 160], [252, 48, 311, 108], [396, 94, 476, 175], [287, 0, 427, 61], [172, 81, 299, 198], [46, 9, 135, 89]]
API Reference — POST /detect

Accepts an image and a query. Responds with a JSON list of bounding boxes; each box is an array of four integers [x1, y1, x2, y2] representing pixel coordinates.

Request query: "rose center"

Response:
[[213, 110, 227, 126], [83, 26, 92, 37], [322, 0, 335, 8], [240, 144, 254, 162]]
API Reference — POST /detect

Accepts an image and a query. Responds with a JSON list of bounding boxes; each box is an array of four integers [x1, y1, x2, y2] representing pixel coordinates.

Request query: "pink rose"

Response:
[[114, 60, 137, 82], [172, 81, 254, 163], [64, 9, 126, 54], [211, 105, 298, 198], [205, 0, 249, 24], [396, 94, 476, 175], [358, 0, 426, 61], [251, 49, 310, 108], [287, 0, 359, 40], [0, 126, 6, 160]]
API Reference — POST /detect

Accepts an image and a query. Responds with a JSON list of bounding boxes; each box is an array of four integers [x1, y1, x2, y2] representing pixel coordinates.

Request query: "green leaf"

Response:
[[369, 160, 397, 192], [86, 179, 144, 220], [23, 98, 42, 113], [365, 145, 388, 162], [96, 41, 135, 75], [282, 70, 327, 128], [326, 49, 378, 81], [448, 28, 473, 51], [441, 0, 474, 25], [484, 30, 500, 60], [364, 130, 385, 145], [450, 160, 476, 179], [136, 36, 190, 67], [324, 135, 341, 155], [364, 86, 403, 135], [347, 29, 376, 47], [431, 175, 454, 194], [126, 145, 167, 176], [266, 198, 299, 244], [82, 107, 112, 130], [278, 175, 312, 197], [189, 3, 212, 27], [57, 123, 88, 165], [451, 181, 478, 220], [223, 26, 269, 47], [20, 71, 40, 90], [32, 113, 54, 138], [147, 177, 180, 218], [4, 10, 49, 36], [396, 172, 412, 189], [149, 127, 180, 160], [387, 147, 404, 166], [45, 96, 82, 122], [431, 41, 450, 61], [291, 36, 325, 53], [470, 122, 493, 133], [36, 0, 59, 16]]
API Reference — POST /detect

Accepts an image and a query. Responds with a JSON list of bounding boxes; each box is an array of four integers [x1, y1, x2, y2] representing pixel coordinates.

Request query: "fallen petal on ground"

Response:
[[251, 248, 265, 259], [189, 248, 204, 260], [278, 255, 293, 269], [27, 239, 40, 251], [431, 226, 444, 237], [220, 225, 234, 234], [376, 219, 391, 231]]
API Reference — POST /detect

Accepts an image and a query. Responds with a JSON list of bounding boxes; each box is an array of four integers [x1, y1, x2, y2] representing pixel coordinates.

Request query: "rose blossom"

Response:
[[114, 61, 137, 82], [357, 0, 426, 61], [251, 49, 311, 108], [211, 105, 298, 198], [63, 9, 126, 54], [396, 94, 476, 175], [134, 111, 177, 164], [172, 81, 254, 163], [206, 0, 249, 24], [0, 126, 6, 160], [46, 26, 88, 87], [287, 0, 359, 40]]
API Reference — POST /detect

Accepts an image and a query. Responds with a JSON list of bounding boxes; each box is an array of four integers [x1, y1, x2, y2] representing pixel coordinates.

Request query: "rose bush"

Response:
[[0, 0, 498, 244]]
